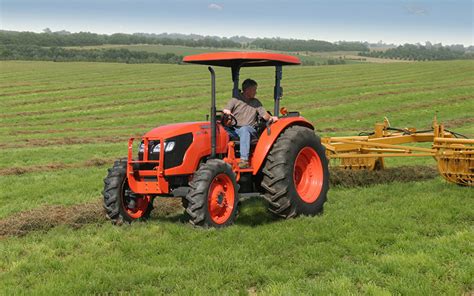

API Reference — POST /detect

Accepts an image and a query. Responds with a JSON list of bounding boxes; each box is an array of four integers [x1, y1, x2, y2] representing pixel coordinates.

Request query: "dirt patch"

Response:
[[0, 200, 106, 238], [317, 127, 358, 133], [1, 88, 207, 119], [329, 165, 439, 187], [0, 198, 184, 238], [3, 83, 161, 107], [152, 198, 183, 217], [0, 135, 137, 149], [10, 124, 151, 136], [443, 117, 474, 130], [297, 83, 473, 114], [0, 163, 70, 176], [0, 82, 152, 98], [0, 157, 117, 176], [316, 94, 473, 125]]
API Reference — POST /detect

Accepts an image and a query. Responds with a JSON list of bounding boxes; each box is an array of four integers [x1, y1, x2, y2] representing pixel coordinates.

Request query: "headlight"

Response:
[[152, 141, 175, 153]]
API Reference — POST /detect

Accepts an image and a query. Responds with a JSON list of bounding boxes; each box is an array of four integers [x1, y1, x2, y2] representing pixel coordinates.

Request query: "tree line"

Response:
[[359, 44, 474, 61], [2, 30, 471, 64], [0, 30, 241, 48], [0, 45, 183, 64], [250, 38, 369, 52], [0, 30, 369, 52]]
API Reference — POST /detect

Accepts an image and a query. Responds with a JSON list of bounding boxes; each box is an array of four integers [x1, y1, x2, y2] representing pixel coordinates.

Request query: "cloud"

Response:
[[404, 4, 429, 16], [208, 3, 223, 11]]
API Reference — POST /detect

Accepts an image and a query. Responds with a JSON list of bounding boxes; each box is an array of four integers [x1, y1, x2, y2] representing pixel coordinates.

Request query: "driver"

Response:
[[223, 79, 278, 168]]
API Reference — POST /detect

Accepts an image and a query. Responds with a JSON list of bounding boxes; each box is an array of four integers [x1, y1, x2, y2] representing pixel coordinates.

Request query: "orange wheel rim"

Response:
[[121, 180, 151, 219], [293, 147, 323, 203], [124, 195, 151, 219], [207, 173, 235, 224]]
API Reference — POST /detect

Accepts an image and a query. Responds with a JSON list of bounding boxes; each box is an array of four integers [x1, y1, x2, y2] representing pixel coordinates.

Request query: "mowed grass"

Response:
[[0, 60, 473, 294]]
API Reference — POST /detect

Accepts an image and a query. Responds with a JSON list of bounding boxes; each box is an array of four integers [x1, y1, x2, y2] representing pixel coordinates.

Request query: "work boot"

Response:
[[238, 160, 250, 169]]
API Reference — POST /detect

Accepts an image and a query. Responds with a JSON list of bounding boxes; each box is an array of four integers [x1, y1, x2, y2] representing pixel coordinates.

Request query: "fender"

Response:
[[250, 116, 314, 174]]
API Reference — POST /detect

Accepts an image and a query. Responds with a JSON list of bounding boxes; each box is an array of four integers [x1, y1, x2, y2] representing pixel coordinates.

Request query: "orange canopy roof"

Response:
[[183, 51, 301, 67]]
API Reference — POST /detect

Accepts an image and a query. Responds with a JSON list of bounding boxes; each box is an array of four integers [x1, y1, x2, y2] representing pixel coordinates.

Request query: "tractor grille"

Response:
[[163, 133, 193, 169], [138, 133, 193, 170]]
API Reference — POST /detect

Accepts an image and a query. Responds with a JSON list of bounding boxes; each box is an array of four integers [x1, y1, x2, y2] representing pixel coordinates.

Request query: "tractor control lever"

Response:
[[266, 119, 272, 135]]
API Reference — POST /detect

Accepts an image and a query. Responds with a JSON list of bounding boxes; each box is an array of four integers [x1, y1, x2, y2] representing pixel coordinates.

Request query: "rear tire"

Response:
[[184, 159, 239, 227], [261, 126, 329, 218], [102, 158, 153, 224]]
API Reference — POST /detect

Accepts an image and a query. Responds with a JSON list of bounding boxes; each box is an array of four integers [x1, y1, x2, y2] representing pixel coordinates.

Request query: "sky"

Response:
[[1, 0, 473, 45]]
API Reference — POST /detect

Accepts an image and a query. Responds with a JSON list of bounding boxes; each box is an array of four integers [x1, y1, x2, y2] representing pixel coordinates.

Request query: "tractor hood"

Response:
[[144, 122, 209, 139]]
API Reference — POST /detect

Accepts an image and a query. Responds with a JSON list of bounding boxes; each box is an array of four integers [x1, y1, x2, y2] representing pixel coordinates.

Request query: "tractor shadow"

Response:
[[234, 197, 279, 227], [154, 196, 279, 227]]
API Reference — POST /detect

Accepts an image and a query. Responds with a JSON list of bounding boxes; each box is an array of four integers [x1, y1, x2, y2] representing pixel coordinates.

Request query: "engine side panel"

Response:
[[164, 123, 229, 175]]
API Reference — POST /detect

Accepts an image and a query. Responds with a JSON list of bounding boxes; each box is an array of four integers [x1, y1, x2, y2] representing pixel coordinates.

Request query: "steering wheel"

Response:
[[221, 113, 238, 128]]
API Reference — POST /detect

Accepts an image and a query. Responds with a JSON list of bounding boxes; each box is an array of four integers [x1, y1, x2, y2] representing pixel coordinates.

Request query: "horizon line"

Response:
[[2, 28, 472, 47]]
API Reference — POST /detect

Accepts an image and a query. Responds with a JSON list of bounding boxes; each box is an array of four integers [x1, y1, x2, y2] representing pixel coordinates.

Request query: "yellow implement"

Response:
[[322, 117, 473, 186]]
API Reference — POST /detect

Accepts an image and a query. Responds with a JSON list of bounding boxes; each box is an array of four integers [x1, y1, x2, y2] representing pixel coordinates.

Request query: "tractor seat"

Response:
[[233, 138, 259, 147], [228, 132, 259, 145]]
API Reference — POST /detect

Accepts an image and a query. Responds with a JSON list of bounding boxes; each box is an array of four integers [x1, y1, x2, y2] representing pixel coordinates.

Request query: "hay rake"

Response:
[[322, 117, 473, 186]]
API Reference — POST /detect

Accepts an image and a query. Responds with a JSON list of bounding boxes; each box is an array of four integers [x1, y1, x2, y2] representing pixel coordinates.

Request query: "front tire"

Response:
[[261, 125, 329, 218], [102, 158, 153, 224], [184, 159, 239, 227]]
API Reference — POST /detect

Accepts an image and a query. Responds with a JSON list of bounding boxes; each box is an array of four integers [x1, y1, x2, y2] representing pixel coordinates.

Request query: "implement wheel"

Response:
[[103, 158, 153, 224], [262, 125, 329, 218], [184, 159, 239, 227]]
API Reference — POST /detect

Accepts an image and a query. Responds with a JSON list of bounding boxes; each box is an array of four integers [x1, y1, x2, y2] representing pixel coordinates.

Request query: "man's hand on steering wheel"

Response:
[[220, 109, 238, 127]]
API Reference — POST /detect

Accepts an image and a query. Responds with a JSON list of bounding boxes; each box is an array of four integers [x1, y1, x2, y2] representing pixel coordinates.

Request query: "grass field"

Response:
[[0, 60, 473, 294]]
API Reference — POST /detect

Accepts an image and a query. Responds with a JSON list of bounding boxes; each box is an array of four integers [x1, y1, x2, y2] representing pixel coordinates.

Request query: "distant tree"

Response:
[[250, 38, 368, 52], [0, 30, 241, 49], [358, 44, 471, 61], [0, 44, 185, 64]]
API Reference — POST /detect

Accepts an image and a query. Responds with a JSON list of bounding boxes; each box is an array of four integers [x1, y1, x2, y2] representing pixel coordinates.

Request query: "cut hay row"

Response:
[[2, 60, 467, 99], [1, 77, 471, 124], [0, 90, 474, 147], [0, 198, 183, 238]]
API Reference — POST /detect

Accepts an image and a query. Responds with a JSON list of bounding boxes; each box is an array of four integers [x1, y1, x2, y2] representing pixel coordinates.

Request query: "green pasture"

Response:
[[0, 60, 473, 294]]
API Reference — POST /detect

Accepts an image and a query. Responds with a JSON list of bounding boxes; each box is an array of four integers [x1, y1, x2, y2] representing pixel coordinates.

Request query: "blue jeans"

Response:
[[226, 125, 257, 161]]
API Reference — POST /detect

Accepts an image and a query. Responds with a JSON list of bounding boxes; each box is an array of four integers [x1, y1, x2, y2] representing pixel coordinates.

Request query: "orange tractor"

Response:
[[103, 52, 330, 227]]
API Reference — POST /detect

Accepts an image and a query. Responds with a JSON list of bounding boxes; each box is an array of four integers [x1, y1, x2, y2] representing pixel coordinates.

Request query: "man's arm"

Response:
[[263, 113, 279, 123], [257, 105, 278, 123], [223, 98, 236, 115]]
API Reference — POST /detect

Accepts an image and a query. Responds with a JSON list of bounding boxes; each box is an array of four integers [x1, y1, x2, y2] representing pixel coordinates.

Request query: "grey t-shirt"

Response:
[[225, 93, 268, 127]]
